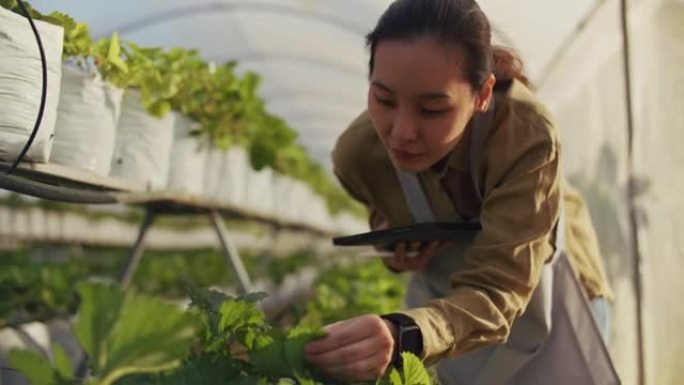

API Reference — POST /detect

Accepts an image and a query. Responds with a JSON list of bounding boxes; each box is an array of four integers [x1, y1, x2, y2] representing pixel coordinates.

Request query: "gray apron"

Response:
[[394, 100, 620, 385]]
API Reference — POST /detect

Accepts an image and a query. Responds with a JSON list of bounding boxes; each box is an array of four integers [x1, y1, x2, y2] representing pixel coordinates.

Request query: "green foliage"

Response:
[[7, 270, 429, 385], [8, 350, 57, 385], [299, 260, 407, 327], [93, 32, 129, 87], [0, 252, 82, 327], [46, 11, 92, 58], [248, 326, 326, 380], [0, 0, 18, 10], [73, 283, 202, 385]]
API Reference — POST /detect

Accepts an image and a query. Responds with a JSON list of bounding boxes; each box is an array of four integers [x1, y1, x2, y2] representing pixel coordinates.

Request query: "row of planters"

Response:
[[0, 2, 365, 234]]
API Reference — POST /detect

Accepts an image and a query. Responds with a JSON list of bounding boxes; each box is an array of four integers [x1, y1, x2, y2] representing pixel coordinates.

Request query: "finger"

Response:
[[306, 320, 366, 355], [419, 240, 441, 260], [394, 242, 407, 267], [382, 256, 404, 272], [408, 241, 422, 254], [403, 241, 441, 270], [306, 330, 393, 367]]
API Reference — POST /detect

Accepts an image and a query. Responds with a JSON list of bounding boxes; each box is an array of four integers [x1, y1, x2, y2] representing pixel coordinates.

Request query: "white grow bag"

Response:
[[272, 174, 297, 223], [244, 166, 275, 216], [166, 113, 207, 195], [50, 59, 122, 175], [284, 180, 312, 225], [217, 146, 249, 208], [110, 90, 175, 190], [203, 148, 225, 201], [0, 7, 63, 163]]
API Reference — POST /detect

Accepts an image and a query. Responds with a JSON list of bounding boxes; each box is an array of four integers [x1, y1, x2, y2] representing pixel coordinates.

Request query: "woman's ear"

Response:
[[475, 74, 496, 112]]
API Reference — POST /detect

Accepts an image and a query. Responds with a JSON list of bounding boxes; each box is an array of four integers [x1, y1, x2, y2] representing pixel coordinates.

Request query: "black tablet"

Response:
[[333, 221, 481, 250]]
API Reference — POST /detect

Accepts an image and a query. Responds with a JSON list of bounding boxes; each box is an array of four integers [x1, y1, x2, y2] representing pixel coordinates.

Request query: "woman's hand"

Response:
[[373, 221, 450, 272], [305, 315, 397, 381], [383, 240, 450, 272]]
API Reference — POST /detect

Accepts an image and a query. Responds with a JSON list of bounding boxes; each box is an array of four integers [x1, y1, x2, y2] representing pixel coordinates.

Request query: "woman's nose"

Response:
[[391, 110, 418, 143]]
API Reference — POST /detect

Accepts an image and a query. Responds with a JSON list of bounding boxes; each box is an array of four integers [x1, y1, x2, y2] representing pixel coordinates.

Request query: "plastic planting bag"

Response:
[[0, 7, 63, 163], [216, 146, 248, 207], [166, 112, 207, 195], [244, 165, 274, 216], [110, 90, 175, 190], [203, 148, 225, 201], [273, 174, 296, 223], [50, 59, 122, 175]]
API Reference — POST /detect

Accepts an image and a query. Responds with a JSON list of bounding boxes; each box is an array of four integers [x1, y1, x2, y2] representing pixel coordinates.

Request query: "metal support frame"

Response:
[[117, 208, 253, 294], [118, 209, 156, 289], [209, 209, 253, 294]]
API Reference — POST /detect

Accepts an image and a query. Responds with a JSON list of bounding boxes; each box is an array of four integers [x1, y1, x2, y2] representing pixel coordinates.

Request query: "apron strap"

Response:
[[395, 169, 436, 223], [469, 97, 496, 204]]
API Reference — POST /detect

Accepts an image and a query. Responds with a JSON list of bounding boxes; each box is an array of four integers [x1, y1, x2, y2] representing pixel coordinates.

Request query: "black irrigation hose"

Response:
[[7, 0, 48, 175]]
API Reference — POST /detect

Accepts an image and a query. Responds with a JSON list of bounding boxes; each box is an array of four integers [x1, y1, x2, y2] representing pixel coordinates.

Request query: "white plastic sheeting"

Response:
[[538, 0, 684, 383], [50, 60, 122, 175], [166, 113, 207, 195], [109, 90, 175, 190], [0, 7, 63, 163]]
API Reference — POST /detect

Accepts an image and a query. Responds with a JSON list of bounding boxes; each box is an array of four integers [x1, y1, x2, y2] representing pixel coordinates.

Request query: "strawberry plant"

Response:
[[9, 282, 202, 385], [298, 260, 407, 328], [8, 281, 431, 385]]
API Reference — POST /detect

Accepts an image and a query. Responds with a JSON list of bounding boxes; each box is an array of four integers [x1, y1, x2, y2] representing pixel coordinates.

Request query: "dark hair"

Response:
[[366, 0, 530, 90]]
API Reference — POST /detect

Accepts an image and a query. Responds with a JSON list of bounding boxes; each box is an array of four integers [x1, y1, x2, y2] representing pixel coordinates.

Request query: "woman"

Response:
[[305, 0, 617, 383]]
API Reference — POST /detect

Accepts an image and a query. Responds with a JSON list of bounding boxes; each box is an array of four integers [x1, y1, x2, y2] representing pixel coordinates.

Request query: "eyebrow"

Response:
[[371, 80, 450, 100]]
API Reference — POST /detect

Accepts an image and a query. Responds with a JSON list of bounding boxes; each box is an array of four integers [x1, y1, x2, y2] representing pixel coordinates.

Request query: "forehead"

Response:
[[371, 37, 469, 91]]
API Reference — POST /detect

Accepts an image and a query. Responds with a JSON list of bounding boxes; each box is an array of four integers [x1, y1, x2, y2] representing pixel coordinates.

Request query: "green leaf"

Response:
[[8, 349, 55, 385], [218, 300, 266, 336], [248, 326, 325, 380], [401, 352, 430, 385], [388, 368, 403, 385], [51, 344, 73, 380], [74, 282, 125, 372], [146, 101, 171, 118], [99, 293, 201, 383], [283, 326, 325, 376], [249, 331, 291, 378], [119, 353, 246, 385], [0, 0, 19, 11], [107, 32, 128, 72]]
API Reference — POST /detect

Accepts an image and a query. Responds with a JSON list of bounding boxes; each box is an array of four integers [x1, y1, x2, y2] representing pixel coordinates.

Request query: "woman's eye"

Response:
[[420, 108, 448, 116], [374, 95, 395, 107]]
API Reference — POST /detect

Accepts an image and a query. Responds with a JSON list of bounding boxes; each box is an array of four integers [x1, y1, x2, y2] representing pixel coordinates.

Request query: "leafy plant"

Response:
[[46, 11, 92, 58], [92, 32, 129, 85], [9, 282, 202, 385], [0, 252, 82, 327], [298, 260, 407, 328]]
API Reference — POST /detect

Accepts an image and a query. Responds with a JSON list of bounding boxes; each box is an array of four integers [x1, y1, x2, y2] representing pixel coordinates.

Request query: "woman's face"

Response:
[[368, 37, 491, 172]]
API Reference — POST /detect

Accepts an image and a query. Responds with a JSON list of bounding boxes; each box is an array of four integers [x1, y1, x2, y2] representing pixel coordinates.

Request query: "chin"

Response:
[[390, 157, 430, 173]]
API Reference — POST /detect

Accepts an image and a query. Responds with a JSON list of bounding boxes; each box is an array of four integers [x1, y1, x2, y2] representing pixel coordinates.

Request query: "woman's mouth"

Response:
[[390, 148, 423, 163]]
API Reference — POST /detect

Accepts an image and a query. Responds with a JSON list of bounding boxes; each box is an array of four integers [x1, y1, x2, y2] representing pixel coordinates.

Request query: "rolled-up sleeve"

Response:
[[401, 108, 562, 365]]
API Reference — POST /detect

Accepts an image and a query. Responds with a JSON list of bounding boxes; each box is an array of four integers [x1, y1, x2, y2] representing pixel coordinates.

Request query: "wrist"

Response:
[[380, 313, 423, 367]]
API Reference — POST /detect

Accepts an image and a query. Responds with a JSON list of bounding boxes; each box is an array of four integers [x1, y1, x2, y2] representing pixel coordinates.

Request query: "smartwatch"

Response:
[[381, 313, 423, 367]]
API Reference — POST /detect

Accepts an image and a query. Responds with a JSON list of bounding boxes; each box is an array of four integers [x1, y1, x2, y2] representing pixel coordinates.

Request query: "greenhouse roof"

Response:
[[30, 0, 598, 168]]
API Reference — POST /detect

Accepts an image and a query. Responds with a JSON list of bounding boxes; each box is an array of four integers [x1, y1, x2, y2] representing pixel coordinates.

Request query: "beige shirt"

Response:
[[332, 79, 612, 364]]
